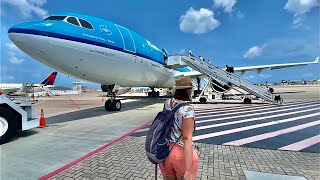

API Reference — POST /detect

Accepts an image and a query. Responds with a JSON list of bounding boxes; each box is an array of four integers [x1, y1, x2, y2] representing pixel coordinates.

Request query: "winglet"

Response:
[[314, 56, 319, 63]]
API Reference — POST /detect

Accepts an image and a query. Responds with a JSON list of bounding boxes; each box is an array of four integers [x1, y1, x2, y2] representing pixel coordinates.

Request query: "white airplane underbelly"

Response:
[[9, 33, 175, 87]]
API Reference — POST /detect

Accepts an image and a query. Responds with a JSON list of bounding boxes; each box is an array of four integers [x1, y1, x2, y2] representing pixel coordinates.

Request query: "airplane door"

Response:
[[115, 25, 136, 53]]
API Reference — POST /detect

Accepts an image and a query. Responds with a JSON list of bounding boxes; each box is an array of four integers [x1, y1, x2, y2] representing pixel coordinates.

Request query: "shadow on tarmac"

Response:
[[46, 98, 166, 124]]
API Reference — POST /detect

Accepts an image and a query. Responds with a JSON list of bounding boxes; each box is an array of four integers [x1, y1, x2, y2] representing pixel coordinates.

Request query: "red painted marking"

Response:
[[68, 97, 80, 109], [38, 120, 152, 180]]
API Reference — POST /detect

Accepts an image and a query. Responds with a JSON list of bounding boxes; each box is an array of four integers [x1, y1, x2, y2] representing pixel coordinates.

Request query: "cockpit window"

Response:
[[44, 16, 66, 21], [78, 18, 93, 29], [66, 17, 80, 26]]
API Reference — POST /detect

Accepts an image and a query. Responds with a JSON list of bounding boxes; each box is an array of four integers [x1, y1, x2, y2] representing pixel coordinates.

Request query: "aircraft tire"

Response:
[[104, 99, 112, 111], [199, 97, 207, 104], [0, 107, 18, 144], [243, 98, 252, 104], [111, 100, 121, 111]]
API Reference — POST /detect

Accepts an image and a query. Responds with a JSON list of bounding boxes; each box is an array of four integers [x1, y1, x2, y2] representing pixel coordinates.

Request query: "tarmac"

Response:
[[1, 85, 319, 180]]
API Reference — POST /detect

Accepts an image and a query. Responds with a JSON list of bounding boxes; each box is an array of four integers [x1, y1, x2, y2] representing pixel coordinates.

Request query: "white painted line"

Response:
[[195, 100, 317, 113], [196, 106, 319, 130], [223, 120, 320, 146], [192, 112, 320, 141], [196, 100, 316, 117], [196, 103, 319, 124], [278, 134, 320, 151]]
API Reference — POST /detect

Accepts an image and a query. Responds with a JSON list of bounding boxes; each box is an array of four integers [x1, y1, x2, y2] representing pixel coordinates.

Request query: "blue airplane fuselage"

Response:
[[8, 12, 188, 87]]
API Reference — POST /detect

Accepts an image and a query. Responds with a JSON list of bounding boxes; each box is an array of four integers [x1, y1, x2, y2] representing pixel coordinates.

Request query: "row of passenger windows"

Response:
[[44, 16, 94, 30]]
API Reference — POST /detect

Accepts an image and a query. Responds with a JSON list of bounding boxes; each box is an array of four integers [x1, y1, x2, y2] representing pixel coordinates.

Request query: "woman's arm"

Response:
[[182, 118, 195, 172]]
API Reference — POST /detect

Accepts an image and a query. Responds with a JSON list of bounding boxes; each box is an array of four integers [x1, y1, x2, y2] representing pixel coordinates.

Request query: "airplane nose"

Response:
[[8, 22, 49, 59]]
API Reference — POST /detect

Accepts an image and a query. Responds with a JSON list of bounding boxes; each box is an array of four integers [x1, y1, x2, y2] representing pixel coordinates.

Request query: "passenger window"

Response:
[[67, 17, 80, 26], [79, 19, 93, 29], [44, 16, 66, 21]]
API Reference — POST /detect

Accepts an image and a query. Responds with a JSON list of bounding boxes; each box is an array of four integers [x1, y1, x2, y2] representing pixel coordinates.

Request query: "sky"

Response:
[[1, 0, 319, 88]]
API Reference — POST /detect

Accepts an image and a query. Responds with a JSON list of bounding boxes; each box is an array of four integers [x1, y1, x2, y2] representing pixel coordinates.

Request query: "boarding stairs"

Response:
[[167, 55, 280, 104], [19, 83, 34, 94], [43, 87, 55, 97]]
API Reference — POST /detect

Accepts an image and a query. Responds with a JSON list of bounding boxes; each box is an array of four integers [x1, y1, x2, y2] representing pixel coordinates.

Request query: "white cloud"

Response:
[[213, 0, 237, 13], [259, 74, 272, 79], [284, 0, 319, 24], [179, 8, 220, 34], [243, 45, 266, 59], [177, 48, 187, 55], [2, 0, 48, 19], [5, 42, 26, 65], [244, 75, 256, 79], [236, 11, 245, 19]]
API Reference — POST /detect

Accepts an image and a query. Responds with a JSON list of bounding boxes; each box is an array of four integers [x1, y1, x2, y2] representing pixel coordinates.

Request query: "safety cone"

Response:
[[38, 109, 47, 128]]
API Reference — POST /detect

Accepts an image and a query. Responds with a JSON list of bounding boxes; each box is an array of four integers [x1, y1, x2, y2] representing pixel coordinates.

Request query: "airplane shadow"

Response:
[[46, 98, 167, 124]]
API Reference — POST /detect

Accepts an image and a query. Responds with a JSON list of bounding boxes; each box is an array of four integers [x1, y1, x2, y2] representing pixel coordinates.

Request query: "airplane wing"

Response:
[[234, 57, 319, 75], [175, 56, 319, 78]]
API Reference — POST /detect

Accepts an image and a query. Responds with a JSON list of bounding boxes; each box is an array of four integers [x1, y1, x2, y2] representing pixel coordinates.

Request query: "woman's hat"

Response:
[[174, 76, 193, 89]]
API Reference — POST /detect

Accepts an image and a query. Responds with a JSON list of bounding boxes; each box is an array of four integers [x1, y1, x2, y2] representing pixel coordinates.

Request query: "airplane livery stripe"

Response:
[[192, 112, 320, 141], [278, 135, 320, 151], [8, 28, 165, 66], [223, 120, 320, 146]]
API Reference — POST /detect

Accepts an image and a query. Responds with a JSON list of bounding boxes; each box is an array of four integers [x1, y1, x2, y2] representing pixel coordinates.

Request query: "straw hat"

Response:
[[175, 76, 193, 89]]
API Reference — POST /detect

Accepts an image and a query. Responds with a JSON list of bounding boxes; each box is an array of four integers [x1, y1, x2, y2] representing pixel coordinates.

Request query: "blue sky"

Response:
[[1, 0, 319, 88]]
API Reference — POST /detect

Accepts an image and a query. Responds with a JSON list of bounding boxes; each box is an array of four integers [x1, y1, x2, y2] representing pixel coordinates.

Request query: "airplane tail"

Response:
[[40, 72, 58, 85]]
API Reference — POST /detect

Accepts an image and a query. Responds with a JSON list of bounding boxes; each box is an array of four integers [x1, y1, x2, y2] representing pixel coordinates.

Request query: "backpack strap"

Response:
[[169, 103, 188, 151]]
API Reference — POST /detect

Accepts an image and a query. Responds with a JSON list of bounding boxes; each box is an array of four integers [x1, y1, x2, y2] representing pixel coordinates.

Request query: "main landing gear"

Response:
[[101, 84, 121, 111], [148, 87, 160, 97]]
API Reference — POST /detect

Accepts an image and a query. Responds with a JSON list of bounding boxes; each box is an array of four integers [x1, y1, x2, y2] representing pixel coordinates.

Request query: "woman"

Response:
[[159, 76, 199, 180]]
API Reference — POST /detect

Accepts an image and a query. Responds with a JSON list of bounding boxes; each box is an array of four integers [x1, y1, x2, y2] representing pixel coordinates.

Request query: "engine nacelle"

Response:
[[210, 79, 232, 93]]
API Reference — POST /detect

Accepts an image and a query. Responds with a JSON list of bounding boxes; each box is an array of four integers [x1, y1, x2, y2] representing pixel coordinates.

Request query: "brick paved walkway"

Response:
[[48, 136, 319, 180]]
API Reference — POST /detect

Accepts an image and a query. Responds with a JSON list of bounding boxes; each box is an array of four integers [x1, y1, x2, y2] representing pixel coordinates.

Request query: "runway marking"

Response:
[[223, 120, 320, 146], [196, 106, 319, 130], [192, 112, 320, 141], [68, 97, 80, 109], [195, 100, 317, 113], [195, 100, 316, 117], [196, 102, 318, 123], [195, 104, 266, 112], [278, 134, 320, 151]]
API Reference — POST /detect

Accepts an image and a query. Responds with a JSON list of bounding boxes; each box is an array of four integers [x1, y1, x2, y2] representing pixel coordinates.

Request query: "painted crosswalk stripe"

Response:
[[278, 134, 320, 151], [195, 100, 317, 117], [135, 103, 319, 133], [195, 100, 317, 113], [196, 103, 319, 123], [192, 112, 320, 141], [196, 106, 319, 130], [223, 120, 320, 146]]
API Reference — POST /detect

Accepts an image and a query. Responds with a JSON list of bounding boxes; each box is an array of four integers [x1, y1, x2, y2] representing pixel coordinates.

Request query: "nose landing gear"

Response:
[[101, 84, 121, 111]]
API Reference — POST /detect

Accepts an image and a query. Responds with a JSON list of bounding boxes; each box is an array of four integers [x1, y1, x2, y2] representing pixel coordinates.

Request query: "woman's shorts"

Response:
[[159, 144, 199, 179]]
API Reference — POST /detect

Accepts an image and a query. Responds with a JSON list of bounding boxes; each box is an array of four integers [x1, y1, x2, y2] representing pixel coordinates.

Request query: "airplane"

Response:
[[0, 72, 58, 94], [7, 12, 319, 111]]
